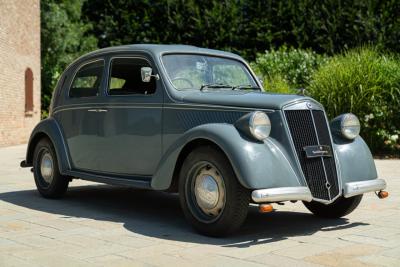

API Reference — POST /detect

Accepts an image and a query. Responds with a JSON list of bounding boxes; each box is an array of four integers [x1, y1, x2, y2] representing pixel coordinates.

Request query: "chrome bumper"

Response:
[[343, 179, 386, 198], [251, 187, 313, 203], [252, 179, 387, 203]]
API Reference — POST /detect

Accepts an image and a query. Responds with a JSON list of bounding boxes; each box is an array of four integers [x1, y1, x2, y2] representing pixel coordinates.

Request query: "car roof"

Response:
[[76, 44, 243, 62]]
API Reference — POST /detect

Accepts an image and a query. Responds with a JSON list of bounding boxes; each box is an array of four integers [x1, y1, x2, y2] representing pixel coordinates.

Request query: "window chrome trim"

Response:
[[67, 58, 105, 98]]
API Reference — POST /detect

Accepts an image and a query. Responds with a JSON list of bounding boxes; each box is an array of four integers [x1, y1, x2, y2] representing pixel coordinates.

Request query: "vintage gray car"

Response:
[[21, 44, 388, 236]]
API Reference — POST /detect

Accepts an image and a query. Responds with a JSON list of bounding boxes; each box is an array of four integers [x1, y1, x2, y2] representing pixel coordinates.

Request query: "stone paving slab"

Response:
[[0, 144, 399, 266]]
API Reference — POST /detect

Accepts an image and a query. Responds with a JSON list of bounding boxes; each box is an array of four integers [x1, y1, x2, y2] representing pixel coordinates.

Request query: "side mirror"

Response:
[[141, 67, 159, 82], [257, 76, 264, 86], [296, 88, 306, 96]]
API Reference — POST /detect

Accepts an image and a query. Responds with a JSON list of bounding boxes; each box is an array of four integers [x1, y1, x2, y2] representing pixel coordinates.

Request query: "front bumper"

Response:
[[343, 179, 386, 198], [252, 179, 387, 203]]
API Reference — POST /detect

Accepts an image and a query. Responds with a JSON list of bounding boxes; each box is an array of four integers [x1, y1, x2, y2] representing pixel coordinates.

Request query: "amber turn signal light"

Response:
[[259, 204, 274, 213], [377, 190, 389, 199]]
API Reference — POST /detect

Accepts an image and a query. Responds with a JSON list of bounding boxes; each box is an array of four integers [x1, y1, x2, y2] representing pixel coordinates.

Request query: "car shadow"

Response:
[[0, 184, 368, 247]]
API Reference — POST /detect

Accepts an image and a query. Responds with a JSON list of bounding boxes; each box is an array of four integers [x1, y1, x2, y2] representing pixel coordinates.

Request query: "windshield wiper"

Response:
[[200, 83, 233, 91], [232, 84, 262, 91]]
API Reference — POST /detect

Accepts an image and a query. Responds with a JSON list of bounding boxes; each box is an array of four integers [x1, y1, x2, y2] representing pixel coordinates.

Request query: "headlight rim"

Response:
[[340, 113, 361, 140], [249, 111, 271, 141]]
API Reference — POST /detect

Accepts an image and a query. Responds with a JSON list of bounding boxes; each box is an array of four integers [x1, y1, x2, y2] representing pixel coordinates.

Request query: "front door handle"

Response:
[[87, 109, 108, 113]]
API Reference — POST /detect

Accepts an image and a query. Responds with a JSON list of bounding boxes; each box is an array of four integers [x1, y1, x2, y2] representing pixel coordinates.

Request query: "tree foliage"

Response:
[[252, 46, 327, 90], [41, 0, 97, 116], [82, 0, 400, 58], [41, 0, 400, 114], [308, 48, 400, 154]]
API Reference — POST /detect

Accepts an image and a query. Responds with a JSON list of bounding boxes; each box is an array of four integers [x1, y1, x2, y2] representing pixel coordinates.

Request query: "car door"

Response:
[[94, 56, 163, 176], [54, 59, 106, 171]]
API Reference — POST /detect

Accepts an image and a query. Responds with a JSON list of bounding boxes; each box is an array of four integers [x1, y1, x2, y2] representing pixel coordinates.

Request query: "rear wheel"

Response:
[[179, 146, 249, 237], [33, 138, 69, 198], [303, 195, 363, 218]]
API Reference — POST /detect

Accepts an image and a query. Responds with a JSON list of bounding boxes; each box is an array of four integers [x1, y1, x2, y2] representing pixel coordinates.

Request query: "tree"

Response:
[[41, 0, 97, 116]]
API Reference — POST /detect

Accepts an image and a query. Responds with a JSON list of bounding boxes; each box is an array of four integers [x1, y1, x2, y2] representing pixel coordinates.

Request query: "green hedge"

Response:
[[253, 47, 400, 155], [251, 46, 327, 93], [42, 0, 400, 113], [83, 0, 400, 59], [309, 48, 400, 154]]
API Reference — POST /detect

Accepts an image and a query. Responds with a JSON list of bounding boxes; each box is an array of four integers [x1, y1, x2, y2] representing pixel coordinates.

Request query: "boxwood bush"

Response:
[[308, 48, 400, 155], [252, 46, 327, 94]]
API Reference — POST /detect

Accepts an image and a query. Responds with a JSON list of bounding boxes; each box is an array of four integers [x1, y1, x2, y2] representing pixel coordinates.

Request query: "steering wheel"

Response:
[[171, 77, 194, 88]]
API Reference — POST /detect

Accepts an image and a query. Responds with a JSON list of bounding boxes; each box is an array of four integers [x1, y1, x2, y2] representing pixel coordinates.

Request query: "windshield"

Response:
[[162, 54, 258, 90]]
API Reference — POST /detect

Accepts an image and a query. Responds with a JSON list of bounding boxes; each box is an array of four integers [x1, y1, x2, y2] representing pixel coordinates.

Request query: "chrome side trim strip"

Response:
[[343, 179, 387, 198], [251, 187, 313, 203], [52, 103, 273, 114]]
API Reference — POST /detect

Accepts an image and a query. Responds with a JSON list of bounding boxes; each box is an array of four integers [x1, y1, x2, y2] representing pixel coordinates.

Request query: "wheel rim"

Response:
[[187, 162, 226, 223], [40, 150, 54, 185]]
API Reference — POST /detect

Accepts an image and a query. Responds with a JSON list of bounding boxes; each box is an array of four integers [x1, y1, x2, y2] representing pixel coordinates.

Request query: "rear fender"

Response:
[[25, 118, 71, 173]]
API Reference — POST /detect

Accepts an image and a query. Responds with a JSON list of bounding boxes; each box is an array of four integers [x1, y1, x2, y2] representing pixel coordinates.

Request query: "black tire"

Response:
[[179, 146, 249, 237], [303, 194, 363, 218], [33, 138, 69, 198]]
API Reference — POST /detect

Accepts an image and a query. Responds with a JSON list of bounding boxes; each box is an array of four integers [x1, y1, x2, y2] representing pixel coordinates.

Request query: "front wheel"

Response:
[[303, 195, 363, 218], [179, 146, 249, 237], [33, 138, 69, 198]]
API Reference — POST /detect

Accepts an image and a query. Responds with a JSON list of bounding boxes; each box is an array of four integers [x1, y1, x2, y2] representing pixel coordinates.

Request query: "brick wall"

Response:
[[0, 0, 40, 146]]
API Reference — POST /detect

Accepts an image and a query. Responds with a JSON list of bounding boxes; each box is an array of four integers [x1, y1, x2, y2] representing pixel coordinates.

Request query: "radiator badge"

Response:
[[306, 102, 313, 109], [303, 145, 332, 158]]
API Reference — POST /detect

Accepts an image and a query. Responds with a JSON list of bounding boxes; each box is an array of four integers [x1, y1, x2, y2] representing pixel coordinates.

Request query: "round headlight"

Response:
[[249, 111, 271, 140], [341, 113, 360, 140]]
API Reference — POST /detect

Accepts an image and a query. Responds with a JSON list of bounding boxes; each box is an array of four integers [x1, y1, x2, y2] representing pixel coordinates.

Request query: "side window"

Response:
[[108, 58, 156, 95], [69, 60, 104, 98]]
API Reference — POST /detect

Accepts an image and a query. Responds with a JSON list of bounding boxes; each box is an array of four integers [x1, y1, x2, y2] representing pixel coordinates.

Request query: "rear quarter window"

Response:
[[69, 60, 104, 98]]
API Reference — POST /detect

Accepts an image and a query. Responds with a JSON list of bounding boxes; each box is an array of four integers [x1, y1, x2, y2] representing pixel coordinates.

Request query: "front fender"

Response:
[[25, 117, 71, 173], [334, 136, 378, 185], [151, 123, 303, 190]]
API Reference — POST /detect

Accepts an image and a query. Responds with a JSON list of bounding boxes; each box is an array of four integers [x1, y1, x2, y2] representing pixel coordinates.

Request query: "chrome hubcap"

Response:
[[193, 166, 225, 218], [40, 152, 54, 184]]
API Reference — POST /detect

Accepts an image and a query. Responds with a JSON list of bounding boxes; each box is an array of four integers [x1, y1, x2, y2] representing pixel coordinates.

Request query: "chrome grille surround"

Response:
[[283, 101, 342, 204]]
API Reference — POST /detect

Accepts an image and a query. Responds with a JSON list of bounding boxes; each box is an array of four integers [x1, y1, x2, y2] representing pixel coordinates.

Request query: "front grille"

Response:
[[285, 109, 339, 201]]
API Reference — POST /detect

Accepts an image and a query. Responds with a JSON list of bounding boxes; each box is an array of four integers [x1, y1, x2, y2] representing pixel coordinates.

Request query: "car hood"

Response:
[[177, 90, 312, 110]]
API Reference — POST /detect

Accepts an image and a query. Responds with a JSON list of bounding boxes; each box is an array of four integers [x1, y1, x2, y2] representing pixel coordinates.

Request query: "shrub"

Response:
[[308, 47, 400, 154], [252, 46, 327, 92]]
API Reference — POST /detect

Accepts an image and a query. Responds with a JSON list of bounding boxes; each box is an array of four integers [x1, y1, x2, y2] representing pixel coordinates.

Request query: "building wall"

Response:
[[0, 0, 41, 146]]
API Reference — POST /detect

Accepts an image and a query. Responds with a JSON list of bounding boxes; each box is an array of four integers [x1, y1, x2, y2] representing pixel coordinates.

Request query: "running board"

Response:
[[64, 170, 152, 189]]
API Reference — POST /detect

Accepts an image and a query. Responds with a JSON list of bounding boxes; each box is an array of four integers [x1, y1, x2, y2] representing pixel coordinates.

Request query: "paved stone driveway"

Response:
[[0, 145, 399, 267]]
